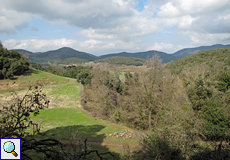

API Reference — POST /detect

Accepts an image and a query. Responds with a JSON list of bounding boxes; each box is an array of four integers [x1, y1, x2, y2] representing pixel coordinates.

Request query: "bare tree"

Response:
[[0, 86, 49, 138], [145, 54, 162, 70]]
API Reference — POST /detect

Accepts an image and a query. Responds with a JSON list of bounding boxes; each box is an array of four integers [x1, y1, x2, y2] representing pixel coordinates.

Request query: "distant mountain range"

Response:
[[173, 44, 230, 59], [14, 44, 230, 64]]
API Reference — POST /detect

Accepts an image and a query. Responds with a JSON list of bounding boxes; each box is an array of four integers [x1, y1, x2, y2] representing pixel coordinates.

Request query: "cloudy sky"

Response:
[[1, 0, 230, 55]]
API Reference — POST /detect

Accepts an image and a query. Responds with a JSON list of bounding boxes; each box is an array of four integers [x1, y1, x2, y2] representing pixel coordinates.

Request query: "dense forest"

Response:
[[0, 43, 29, 79], [81, 48, 230, 159]]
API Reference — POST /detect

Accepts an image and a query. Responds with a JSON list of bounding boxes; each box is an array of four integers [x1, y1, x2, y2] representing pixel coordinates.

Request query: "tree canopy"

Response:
[[0, 44, 29, 79]]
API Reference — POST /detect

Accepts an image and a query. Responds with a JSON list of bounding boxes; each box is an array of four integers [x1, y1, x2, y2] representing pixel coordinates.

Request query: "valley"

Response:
[[0, 68, 142, 159], [1, 45, 230, 159]]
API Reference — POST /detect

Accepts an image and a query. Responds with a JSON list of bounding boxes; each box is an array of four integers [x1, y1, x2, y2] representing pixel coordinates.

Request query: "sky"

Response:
[[1, 0, 230, 55]]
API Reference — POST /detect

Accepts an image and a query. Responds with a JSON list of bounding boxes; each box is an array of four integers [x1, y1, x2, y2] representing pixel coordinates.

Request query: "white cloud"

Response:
[[158, 2, 180, 17], [1, 0, 230, 54], [0, 7, 30, 33], [3, 38, 78, 52], [183, 32, 230, 45], [2, 0, 134, 29]]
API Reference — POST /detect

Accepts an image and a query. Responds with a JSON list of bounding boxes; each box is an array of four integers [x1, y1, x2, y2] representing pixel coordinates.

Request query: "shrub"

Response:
[[141, 126, 194, 159]]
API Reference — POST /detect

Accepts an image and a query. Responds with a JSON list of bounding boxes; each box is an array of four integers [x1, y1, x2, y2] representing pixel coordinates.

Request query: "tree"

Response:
[[139, 55, 163, 130], [76, 69, 93, 84], [145, 54, 162, 70], [0, 86, 49, 138], [0, 45, 30, 79], [2, 68, 6, 79], [187, 75, 228, 139]]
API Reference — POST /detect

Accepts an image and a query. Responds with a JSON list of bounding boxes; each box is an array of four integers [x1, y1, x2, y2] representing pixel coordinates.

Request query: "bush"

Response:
[[217, 71, 230, 92], [141, 126, 194, 159], [201, 98, 228, 139]]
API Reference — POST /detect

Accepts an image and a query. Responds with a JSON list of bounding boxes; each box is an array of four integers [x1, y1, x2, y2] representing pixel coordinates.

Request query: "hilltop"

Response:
[[166, 47, 230, 74], [173, 44, 230, 59]]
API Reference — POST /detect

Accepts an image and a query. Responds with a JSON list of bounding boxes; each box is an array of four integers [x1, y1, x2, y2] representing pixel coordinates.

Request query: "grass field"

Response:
[[0, 68, 140, 158]]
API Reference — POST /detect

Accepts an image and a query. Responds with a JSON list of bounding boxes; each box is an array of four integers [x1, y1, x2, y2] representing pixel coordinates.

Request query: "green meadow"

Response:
[[0, 68, 138, 158]]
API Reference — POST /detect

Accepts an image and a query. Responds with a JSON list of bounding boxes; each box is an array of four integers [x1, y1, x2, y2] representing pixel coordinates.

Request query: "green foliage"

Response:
[[186, 75, 228, 139], [31, 63, 93, 84], [76, 69, 93, 84], [217, 71, 230, 92], [202, 98, 228, 139], [187, 75, 213, 111], [0, 45, 29, 79], [95, 56, 146, 66], [141, 126, 193, 159], [101, 71, 124, 94], [31, 63, 42, 70], [58, 57, 90, 64], [166, 48, 230, 74]]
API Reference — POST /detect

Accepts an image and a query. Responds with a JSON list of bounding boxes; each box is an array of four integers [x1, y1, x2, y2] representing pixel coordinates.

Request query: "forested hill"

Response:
[[98, 50, 176, 63], [14, 49, 34, 56], [166, 48, 230, 74], [16, 47, 98, 61], [173, 44, 230, 59], [14, 44, 230, 65], [0, 44, 29, 79]]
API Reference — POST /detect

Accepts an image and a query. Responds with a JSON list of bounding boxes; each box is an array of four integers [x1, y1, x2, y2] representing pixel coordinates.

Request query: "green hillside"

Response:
[[166, 48, 230, 74], [95, 56, 146, 66], [20, 47, 98, 63], [173, 44, 230, 59], [98, 50, 176, 63]]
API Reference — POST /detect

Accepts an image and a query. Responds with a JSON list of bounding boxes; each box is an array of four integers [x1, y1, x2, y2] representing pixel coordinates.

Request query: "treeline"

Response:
[[0, 44, 29, 79], [57, 57, 90, 65], [82, 50, 230, 159], [31, 63, 93, 84], [94, 56, 146, 66]]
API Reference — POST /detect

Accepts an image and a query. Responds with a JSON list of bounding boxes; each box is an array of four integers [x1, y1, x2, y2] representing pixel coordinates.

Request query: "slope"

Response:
[[99, 50, 177, 63], [166, 48, 230, 74], [0, 68, 139, 158], [173, 44, 230, 59], [31, 47, 98, 60]]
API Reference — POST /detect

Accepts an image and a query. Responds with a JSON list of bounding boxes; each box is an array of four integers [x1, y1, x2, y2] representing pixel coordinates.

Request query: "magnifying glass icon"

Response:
[[3, 141, 18, 157]]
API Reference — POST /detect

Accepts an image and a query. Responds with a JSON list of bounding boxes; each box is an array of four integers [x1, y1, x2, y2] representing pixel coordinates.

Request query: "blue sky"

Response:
[[1, 0, 230, 55]]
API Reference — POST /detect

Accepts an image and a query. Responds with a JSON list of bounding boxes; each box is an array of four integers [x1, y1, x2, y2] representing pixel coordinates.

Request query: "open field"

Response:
[[0, 68, 142, 158]]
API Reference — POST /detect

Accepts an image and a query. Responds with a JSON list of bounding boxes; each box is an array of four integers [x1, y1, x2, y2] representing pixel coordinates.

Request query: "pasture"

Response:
[[0, 68, 141, 158]]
